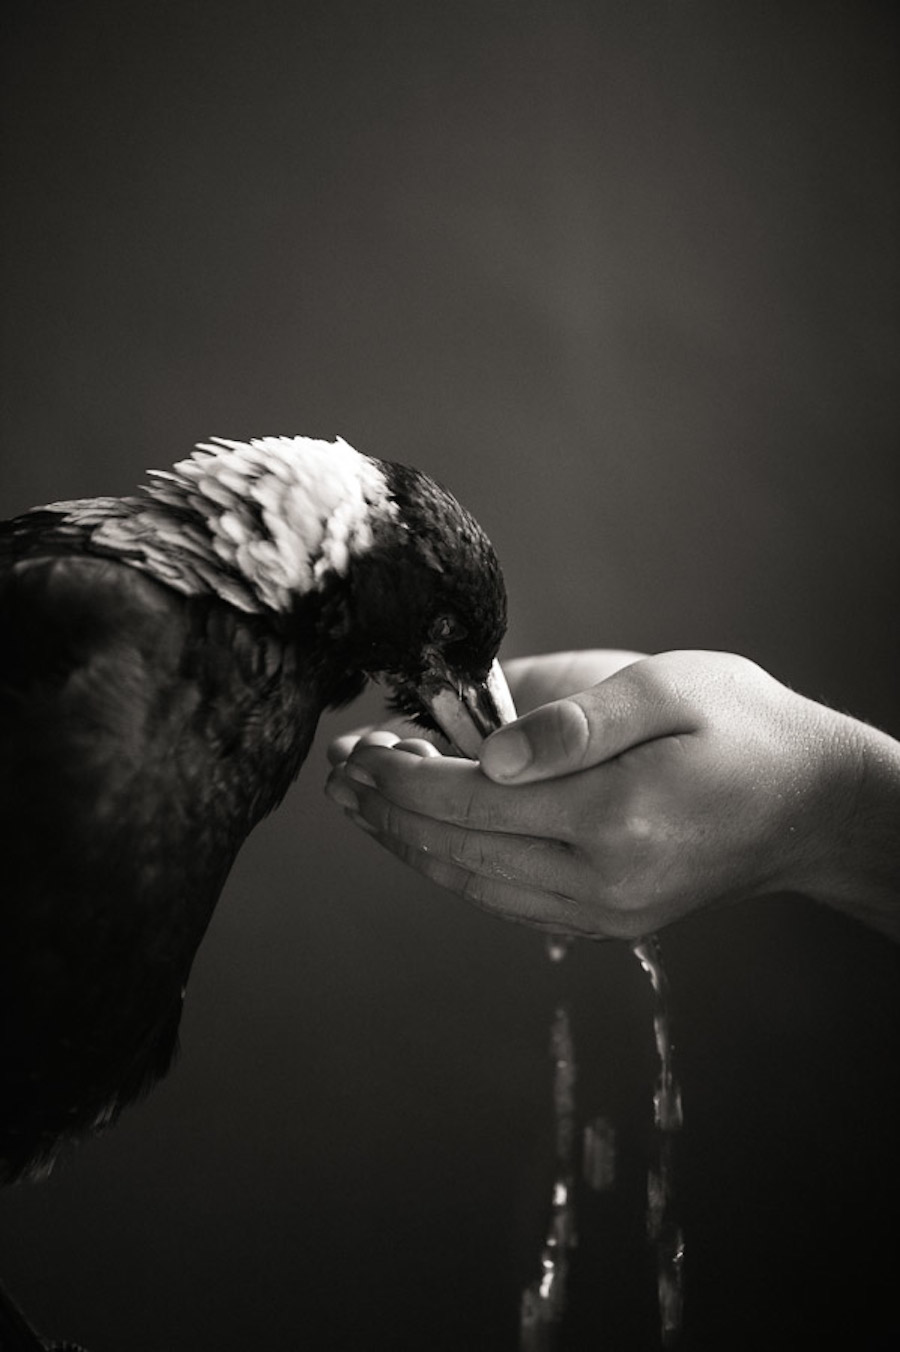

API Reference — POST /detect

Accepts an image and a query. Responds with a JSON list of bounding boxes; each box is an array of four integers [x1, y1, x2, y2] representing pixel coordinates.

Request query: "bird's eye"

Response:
[[430, 614, 467, 644]]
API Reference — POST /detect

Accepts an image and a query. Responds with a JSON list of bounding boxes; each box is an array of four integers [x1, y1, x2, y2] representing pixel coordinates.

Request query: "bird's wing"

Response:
[[0, 538, 309, 1177]]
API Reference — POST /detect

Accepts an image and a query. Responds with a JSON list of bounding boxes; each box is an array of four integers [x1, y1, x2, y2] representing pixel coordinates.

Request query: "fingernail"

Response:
[[346, 764, 377, 789], [326, 778, 359, 811], [481, 728, 532, 780]]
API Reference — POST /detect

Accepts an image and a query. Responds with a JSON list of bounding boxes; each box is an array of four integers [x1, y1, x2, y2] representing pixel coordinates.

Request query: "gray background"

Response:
[[1, 3, 898, 1349]]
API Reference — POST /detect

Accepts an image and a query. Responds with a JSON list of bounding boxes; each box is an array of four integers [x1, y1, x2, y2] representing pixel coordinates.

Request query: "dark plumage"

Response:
[[0, 435, 512, 1184]]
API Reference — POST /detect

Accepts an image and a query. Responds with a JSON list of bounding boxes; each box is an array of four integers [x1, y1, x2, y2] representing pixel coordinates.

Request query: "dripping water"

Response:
[[519, 933, 684, 1350], [519, 939, 577, 1351], [633, 934, 685, 1347]]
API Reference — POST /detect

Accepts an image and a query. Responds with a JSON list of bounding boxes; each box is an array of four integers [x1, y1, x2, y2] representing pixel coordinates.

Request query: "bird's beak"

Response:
[[418, 658, 517, 760]]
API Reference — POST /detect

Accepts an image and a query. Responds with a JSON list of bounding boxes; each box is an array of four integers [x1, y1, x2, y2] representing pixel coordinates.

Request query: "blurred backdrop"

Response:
[[1, 3, 898, 1349]]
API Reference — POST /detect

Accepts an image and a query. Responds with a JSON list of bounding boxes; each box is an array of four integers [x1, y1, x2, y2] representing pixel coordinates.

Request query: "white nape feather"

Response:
[[47, 436, 399, 614]]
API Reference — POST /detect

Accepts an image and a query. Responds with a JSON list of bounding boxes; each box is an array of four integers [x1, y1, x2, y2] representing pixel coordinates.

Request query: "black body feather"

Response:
[[0, 547, 320, 1179]]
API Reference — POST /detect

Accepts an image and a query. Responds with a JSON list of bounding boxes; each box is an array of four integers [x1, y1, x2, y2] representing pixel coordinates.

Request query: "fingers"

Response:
[[331, 738, 581, 842], [323, 723, 680, 940], [480, 653, 704, 784], [355, 830, 593, 935], [325, 767, 594, 936], [327, 724, 454, 765], [324, 731, 599, 932], [326, 727, 403, 766], [327, 732, 363, 765], [327, 765, 579, 893], [480, 700, 591, 782], [394, 738, 444, 758]]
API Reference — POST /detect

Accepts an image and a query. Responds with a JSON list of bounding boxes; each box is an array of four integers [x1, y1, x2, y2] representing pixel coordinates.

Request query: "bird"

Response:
[[0, 433, 514, 1186]]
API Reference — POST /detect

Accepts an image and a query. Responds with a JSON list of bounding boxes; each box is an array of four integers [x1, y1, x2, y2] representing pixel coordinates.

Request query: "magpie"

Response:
[[0, 434, 514, 1184]]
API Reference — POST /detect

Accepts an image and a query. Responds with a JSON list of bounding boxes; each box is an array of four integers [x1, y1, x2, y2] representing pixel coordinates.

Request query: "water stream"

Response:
[[519, 934, 684, 1350], [633, 934, 685, 1347]]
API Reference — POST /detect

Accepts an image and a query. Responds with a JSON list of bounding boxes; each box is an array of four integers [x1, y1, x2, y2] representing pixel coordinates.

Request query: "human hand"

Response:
[[326, 650, 898, 940]]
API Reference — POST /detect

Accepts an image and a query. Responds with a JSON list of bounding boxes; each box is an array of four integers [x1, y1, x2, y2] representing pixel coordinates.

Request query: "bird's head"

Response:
[[327, 458, 515, 756], [46, 435, 515, 757]]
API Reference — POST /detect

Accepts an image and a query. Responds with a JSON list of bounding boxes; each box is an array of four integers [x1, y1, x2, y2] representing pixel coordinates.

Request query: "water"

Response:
[[519, 999, 578, 1351], [520, 933, 684, 1350], [633, 935, 685, 1348]]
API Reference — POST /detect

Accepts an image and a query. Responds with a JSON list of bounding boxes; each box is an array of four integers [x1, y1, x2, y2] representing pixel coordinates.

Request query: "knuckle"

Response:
[[379, 800, 407, 840], [447, 829, 485, 872]]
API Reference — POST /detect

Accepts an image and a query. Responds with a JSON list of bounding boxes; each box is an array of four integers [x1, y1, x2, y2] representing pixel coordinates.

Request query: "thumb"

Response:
[[479, 656, 701, 784]]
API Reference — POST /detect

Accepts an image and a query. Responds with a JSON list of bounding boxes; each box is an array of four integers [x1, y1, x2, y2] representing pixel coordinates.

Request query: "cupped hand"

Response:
[[325, 649, 867, 939]]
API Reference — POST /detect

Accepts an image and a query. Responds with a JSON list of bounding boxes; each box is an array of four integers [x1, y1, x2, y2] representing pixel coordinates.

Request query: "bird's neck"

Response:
[[38, 435, 399, 617]]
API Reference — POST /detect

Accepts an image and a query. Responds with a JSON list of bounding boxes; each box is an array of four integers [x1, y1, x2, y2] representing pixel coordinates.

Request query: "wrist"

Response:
[[797, 705, 900, 940]]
